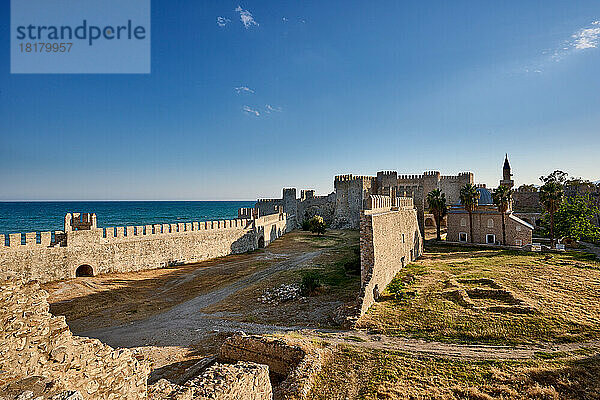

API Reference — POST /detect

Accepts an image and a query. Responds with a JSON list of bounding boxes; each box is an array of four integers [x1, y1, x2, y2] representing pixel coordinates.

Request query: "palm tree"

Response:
[[426, 189, 447, 241], [539, 181, 564, 248], [459, 184, 480, 243], [492, 185, 513, 245]]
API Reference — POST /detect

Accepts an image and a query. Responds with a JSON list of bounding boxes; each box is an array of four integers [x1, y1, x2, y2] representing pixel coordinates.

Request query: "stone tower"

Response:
[[500, 154, 514, 189], [282, 188, 298, 219]]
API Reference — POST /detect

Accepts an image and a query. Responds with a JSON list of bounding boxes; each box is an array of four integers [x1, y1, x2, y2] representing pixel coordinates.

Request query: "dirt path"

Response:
[[80, 249, 325, 348], [304, 330, 600, 360], [56, 231, 600, 362]]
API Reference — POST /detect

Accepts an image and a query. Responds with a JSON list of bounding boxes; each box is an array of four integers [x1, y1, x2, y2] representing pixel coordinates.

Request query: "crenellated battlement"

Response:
[[300, 189, 315, 200], [65, 212, 97, 232], [1, 231, 62, 248], [334, 174, 376, 183], [423, 171, 441, 176], [256, 198, 282, 204], [398, 174, 424, 181], [99, 218, 253, 241], [364, 195, 415, 212], [238, 207, 260, 220], [0, 212, 260, 250], [0, 211, 293, 283], [365, 195, 392, 210]]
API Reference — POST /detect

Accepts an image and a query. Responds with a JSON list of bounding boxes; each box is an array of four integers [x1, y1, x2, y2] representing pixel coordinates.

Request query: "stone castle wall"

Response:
[[1, 277, 274, 400], [513, 190, 542, 213], [256, 189, 335, 228], [0, 276, 150, 399], [253, 170, 473, 232], [297, 193, 336, 226], [0, 213, 292, 284], [332, 175, 376, 229], [333, 171, 473, 230], [358, 197, 423, 315]]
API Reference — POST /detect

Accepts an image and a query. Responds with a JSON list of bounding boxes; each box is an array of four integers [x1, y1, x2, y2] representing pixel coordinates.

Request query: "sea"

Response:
[[0, 201, 255, 235]]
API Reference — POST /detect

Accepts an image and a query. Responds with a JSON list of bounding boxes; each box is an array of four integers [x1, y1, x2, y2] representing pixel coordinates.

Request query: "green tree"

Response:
[[308, 215, 326, 235], [492, 185, 513, 245], [546, 194, 600, 242], [540, 170, 568, 185], [459, 184, 480, 243], [426, 189, 447, 241], [539, 181, 564, 247], [517, 184, 538, 192]]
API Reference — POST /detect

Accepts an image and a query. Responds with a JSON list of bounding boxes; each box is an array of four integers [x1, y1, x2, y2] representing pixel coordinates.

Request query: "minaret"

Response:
[[500, 154, 514, 189]]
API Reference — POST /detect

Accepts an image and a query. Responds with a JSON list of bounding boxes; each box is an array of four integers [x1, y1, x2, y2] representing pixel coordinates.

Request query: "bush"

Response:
[[300, 271, 321, 296], [302, 219, 311, 231], [308, 215, 327, 235], [386, 280, 404, 298], [385, 274, 416, 300]]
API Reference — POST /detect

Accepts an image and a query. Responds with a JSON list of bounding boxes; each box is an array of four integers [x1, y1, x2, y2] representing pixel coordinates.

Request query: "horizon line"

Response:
[[0, 199, 257, 203]]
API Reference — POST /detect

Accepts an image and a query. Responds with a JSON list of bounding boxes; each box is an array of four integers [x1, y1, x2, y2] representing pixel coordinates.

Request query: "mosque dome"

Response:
[[476, 187, 493, 205]]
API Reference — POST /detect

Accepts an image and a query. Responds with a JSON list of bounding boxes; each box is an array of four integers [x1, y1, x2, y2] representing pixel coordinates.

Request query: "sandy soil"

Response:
[[43, 230, 357, 373]]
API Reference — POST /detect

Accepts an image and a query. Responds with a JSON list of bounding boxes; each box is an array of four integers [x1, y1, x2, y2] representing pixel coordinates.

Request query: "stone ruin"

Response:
[[219, 335, 331, 400], [0, 276, 330, 400], [0, 275, 150, 400]]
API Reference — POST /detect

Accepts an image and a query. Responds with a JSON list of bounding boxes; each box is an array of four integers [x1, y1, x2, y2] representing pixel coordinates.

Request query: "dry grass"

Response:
[[308, 346, 600, 400], [357, 244, 600, 344]]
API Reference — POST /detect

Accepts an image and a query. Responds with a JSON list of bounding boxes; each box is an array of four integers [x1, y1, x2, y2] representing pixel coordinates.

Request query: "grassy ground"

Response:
[[357, 244, 600, 344], [308, 345, 600, 400]]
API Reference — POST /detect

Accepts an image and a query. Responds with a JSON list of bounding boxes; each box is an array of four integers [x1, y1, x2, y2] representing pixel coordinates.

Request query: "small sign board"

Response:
[[531, 244, 542, 252]]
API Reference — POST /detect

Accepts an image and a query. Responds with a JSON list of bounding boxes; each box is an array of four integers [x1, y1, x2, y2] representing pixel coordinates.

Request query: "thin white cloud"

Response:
[[524, 20, 600, 71], [243, 105, 260, 116], [216, 17, 231, 27], [571, 21, 600, 49], [265, 104, 282, 113], [235, 86, 255, 94], [235, 6, 259, 29]]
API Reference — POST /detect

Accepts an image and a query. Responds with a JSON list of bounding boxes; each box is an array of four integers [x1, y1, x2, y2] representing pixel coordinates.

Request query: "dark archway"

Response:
[[425, 218, 435, 227], [75, 265, 94, 277], [258, 236, 265, 249]]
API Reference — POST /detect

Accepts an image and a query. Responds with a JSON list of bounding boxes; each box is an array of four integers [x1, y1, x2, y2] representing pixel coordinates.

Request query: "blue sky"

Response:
[[1, 1, 599, 200]]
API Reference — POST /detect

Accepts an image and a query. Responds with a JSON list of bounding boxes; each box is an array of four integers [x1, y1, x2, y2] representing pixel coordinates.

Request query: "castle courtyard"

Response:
[[36, 232, 600, 399], [41, 230, 360, 384]]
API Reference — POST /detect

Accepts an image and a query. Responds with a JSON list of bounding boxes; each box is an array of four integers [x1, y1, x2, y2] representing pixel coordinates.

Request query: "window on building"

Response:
[[516, 225, 522, 232], [487, 218, 494, 228], [486, 234, 496, 244], [459, 232, 468, 242], [460, 218, 467, 227], [515, 239, 523, 246]]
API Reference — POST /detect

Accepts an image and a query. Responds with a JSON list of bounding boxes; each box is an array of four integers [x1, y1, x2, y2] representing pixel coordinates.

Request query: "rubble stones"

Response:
[[258, 284, 302, 305]]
